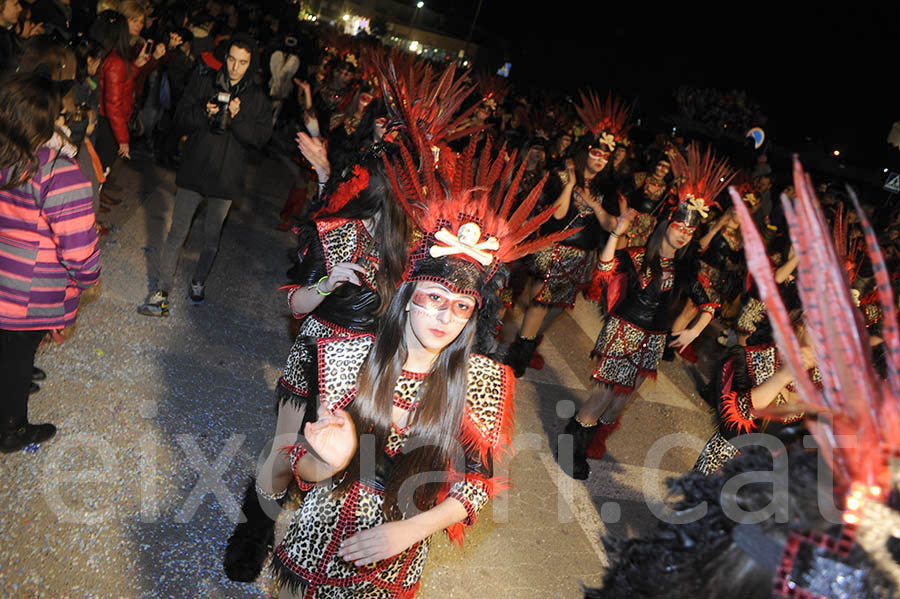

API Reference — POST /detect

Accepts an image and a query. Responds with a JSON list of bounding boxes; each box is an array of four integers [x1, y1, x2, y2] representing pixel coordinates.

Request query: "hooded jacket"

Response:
[[174, 34, 272, 201]]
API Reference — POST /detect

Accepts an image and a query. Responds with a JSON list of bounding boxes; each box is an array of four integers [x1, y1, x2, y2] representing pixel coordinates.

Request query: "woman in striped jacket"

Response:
[[0, 72, 101, 454]]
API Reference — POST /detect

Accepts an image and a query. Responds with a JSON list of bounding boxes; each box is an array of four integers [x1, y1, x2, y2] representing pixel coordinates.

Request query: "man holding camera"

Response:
[[139, 33, 271, 316]]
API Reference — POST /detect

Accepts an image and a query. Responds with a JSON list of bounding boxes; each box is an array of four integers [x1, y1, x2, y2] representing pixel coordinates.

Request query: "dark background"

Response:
[[412, 2, 900, 186]]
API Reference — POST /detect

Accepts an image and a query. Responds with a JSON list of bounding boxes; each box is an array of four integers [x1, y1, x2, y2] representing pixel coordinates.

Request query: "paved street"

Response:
[[0, 151, 720, 599]]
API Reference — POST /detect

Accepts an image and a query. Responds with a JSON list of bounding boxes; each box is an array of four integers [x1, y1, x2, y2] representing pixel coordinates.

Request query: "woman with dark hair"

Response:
[[0, 72, 100, 453], [504, 92, 629, 378], [223, 148, 410, 583], [265, 132, 562, 599], [93, 9, 153, 172], [557, 143, 732, 479], [668, 177, 760, 352], [617, 148, 674, 250]]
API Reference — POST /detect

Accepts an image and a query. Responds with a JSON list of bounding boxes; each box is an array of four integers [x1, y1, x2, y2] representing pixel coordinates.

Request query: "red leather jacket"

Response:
[[98, 50, 137, 145]]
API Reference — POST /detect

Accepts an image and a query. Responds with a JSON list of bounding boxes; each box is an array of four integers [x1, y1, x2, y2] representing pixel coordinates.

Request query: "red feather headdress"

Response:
[[731, 156, 900, 590], [382, 135, 579, 301], [473, 71, 510, 110], [375, 49, 482, 163], [575, 90, 632, 150], [832, 202, 863, 287], [669, 142, 736, 225]]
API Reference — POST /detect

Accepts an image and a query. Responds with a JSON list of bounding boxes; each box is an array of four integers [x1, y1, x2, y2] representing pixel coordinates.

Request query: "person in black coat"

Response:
[[139, 33, 271, 316]]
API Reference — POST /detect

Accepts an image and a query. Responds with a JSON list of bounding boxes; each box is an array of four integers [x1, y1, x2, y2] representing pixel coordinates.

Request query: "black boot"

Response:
[[555, 417, 595, 480], [223, 479, 283, 582], [504, 335, 539, 378], [0, 422, 56, 454], [662, 332, 676, 362]]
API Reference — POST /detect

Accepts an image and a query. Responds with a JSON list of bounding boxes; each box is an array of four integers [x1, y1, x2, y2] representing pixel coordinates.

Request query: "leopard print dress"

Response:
[[279, 218, 380, 409], [272, 335, 515, 598], [528, 189, 600, 309]]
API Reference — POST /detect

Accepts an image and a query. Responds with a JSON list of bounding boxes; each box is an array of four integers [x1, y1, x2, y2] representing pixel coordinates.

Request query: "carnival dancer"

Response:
[[504, 91, 630, 378], [267, 127, 571, 598], [693, 310, 815, 476], [616, 147, 675, 250], [669, 176, 758, 352], [558, 143, 732, 480], [223, 54, 485, 583], [585, 157, 900, 599]]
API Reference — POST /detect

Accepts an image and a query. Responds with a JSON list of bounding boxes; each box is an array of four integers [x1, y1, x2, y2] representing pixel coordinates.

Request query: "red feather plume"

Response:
[[575, 90, 632, 144], [732, 155, 900, 495]]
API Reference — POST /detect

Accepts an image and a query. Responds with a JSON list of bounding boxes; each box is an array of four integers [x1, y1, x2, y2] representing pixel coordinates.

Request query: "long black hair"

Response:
[[93, 10, 133, 74], [642, 217, 695, 290], [571, 143, 615, 196], [333, 281, 478, 518], [320, 150, 408, 318]]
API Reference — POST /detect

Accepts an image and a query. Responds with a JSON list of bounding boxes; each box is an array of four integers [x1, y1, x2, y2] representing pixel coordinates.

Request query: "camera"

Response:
[[209, 91, 232, 133]]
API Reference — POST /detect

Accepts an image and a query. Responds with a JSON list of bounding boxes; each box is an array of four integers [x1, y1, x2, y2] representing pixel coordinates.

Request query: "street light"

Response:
[[343, 13, 349, 21], [410, 1, 423, 29], [833, 150, 840, 157]]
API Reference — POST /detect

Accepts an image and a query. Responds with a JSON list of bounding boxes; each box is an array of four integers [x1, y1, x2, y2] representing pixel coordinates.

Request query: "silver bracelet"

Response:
[[255, 481, 287, 502]]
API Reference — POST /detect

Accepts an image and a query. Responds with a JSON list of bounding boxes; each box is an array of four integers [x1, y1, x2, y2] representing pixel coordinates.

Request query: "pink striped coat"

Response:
[[0, 147, 101, 331]]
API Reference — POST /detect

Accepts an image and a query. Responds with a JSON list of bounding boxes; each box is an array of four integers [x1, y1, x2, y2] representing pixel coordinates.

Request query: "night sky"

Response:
[[419, 3, 900, 180]]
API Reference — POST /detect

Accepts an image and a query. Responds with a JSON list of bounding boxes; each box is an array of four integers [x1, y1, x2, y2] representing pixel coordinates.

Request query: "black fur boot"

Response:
[[224, 479, 283, 582], [556, 417, 596, 480], [504, 335, 539, 378]]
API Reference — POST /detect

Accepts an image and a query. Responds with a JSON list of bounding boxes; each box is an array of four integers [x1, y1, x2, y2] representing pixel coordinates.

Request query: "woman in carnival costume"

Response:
[[585, 157, 900, 599], [558, 142, 733, 479], [505, 91, 630, 378], [669, 174, 760, 351], [223, 53, 505, 583], [268, 124, 571, 598]]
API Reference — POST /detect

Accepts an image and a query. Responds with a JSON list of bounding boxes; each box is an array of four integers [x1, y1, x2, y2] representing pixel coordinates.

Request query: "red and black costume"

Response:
[[526, 91, 631, 310], [589, 247, 718, 394], [618, 150, 675, 249], [272, 334, 514, 598]]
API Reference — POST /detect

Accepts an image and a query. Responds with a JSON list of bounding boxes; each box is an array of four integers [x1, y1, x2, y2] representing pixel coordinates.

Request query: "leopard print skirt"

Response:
[[693, 430, 739, 476], [278, 315, 364, 409], [528, 244, 594, 309], [591, 316, 666, 395], [271, 480, 429, 598]]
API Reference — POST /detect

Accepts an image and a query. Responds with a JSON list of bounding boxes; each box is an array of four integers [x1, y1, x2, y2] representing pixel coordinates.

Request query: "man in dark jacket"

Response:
[[139, 33, 271, 316]]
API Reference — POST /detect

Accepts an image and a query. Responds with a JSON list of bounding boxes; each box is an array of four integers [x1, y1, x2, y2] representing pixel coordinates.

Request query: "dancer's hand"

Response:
[[668, 328, 699, 351], [318, 262, 366, 293], [613, 208, 637, 237], [296, 131, 330, 182], [338, 520, 419, 566], [303, 406, 356, 471]]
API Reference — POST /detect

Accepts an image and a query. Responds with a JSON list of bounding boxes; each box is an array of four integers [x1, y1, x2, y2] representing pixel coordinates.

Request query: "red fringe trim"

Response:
[[440, 473, 511, 546], [313, 165, 370, 219], [719, 359, 757, 435], [720, 392, 756, 435]]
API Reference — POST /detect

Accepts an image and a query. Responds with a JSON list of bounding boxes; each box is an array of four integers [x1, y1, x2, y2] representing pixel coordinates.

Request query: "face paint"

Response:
[[411, 289, 476, 321]]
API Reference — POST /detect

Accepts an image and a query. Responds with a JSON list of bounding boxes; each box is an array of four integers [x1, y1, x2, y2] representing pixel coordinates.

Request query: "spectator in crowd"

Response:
[[1, 0, 45, 74], [93, 10, 149, 174], [0, 72, 100, 454], [139, 33, 271, 315]]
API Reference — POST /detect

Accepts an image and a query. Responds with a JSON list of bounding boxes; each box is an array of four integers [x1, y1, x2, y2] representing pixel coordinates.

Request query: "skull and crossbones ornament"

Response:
[[430, 222, 499, 266]]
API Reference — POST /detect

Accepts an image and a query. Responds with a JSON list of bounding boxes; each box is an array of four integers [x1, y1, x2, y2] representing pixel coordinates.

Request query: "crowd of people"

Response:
[[1, 0, 899, 597]]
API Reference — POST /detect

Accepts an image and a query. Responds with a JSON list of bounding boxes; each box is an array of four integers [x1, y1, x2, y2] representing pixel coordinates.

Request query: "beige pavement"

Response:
[[0, 153, 719, 598]]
